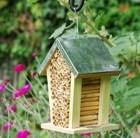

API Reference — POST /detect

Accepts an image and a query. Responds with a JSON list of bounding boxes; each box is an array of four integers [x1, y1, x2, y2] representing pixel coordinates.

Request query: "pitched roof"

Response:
[[38, 36, 120, 78]]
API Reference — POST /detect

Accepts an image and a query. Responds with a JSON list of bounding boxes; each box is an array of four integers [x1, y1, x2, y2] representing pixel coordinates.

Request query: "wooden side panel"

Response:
[[69, 73, 82, 128], [98, 76, 111, 125], [47, 65, 53, 125], [80, 78, 100, 126]]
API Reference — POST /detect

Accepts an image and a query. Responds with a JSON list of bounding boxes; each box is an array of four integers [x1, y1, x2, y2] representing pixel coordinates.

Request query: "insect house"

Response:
[[38, 36, 120, 134]]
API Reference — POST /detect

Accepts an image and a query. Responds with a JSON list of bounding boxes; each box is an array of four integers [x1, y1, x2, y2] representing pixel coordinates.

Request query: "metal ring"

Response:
[[69, 0, 85, 12]]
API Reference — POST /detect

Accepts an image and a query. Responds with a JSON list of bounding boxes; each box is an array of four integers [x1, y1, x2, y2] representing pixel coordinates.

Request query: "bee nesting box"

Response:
[[38, 36, 120, 134], [48, 49, 71, 128]]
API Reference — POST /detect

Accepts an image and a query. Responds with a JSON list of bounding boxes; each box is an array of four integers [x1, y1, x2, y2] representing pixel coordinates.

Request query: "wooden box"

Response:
[[38, 36, 120, 134]]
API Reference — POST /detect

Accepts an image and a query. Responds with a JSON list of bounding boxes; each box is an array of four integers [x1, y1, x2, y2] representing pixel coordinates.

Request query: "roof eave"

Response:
[[77, 71, 120, 78], [37, 42, 57, 76]]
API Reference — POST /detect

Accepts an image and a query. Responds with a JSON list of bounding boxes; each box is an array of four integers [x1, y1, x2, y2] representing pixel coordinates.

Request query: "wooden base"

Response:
[[41, 123, 119, 134]]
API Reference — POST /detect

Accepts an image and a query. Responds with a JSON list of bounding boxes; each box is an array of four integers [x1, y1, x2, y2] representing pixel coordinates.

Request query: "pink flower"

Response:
[[31, 72, 37, 78], [0, 85, 5, 92], [17, 130, 30, 138], [19, 88, 27, 95], [14, 84, 31, 99], [23, 84, 31, 92], [80, 133, 91, 137], [4, 78, 10, 85], [14, 64, 25, 72], [14, 90, 22, 99], [3, 122, 13, 131], [8, 105, 16, 113], [32, 53, 37, 57], [28, 98, 35, 103], [85, 133, 91, 136]]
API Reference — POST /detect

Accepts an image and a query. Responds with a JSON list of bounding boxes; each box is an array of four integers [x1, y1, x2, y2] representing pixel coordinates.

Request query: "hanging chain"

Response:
[[69, 0, 85, 12]]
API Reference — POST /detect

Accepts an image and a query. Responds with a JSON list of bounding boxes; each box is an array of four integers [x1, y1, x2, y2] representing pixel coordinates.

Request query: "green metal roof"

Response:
[[38, 36, 120, 78]]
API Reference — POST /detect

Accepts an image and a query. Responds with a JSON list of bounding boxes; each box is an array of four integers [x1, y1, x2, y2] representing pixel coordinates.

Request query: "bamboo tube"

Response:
[[81, 97, 99, 102], [51, 95, 55, 99], [81, 101, 99, 107], [52, 116, 56, 120], [80, 115, 98, 122], [62, 124, 68, 128], [80, 120, 98, 126], [62, 102, 69, 107], [80, 110, 99, 116], [81, 93, 100, 98], [59, 57, 64, 62], [62, 118, 69, 123], [61, 106, 69, 111], [64, 92, 70, 97], [64, 125, 69, 128], [81, 106, 99, 111]]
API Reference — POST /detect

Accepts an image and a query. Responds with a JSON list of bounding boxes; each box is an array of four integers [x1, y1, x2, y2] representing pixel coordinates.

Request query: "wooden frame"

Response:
[[47, 65, 53, 125], [41, 123, 119, 134], [98, 76, 111, 125], [69, 73, 82, 128]]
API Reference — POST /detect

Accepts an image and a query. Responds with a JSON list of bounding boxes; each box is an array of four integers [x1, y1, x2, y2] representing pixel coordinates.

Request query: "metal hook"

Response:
[[69, 0, 85, 12]]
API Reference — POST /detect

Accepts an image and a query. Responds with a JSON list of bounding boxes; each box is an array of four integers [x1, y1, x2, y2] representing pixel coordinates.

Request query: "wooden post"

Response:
[[98, 76, 111, 125], [47, 65, 53, 125], [69, 73, 82, 128]]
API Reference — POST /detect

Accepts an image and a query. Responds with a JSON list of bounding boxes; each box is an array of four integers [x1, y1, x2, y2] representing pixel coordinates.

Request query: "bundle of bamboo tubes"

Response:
[[80, 78, 100, 126], [49, 50, 71, 128]]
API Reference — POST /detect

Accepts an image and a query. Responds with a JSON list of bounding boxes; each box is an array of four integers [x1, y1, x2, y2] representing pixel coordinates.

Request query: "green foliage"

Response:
[[0, 0, 67, 68], [111, 76, 140, 112], [49, 23, 66, 39]]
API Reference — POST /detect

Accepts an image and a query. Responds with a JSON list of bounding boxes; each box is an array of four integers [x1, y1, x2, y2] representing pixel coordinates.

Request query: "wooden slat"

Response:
[[80, 115, 98, 122], [81, 97, 99, 102], [82, 78, 100, 82], [80, 110, 98, 116], [81, 106, 99, 112], [81, 101, 99, 107], [98, 76, 111, 125], [80, 120, 98, 126], [81, 90, 100, 94], [82, 82, 100, 85], [81, 93, 100, 98], [82, 85, 100, 91], [69, 73, 82, 128]]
